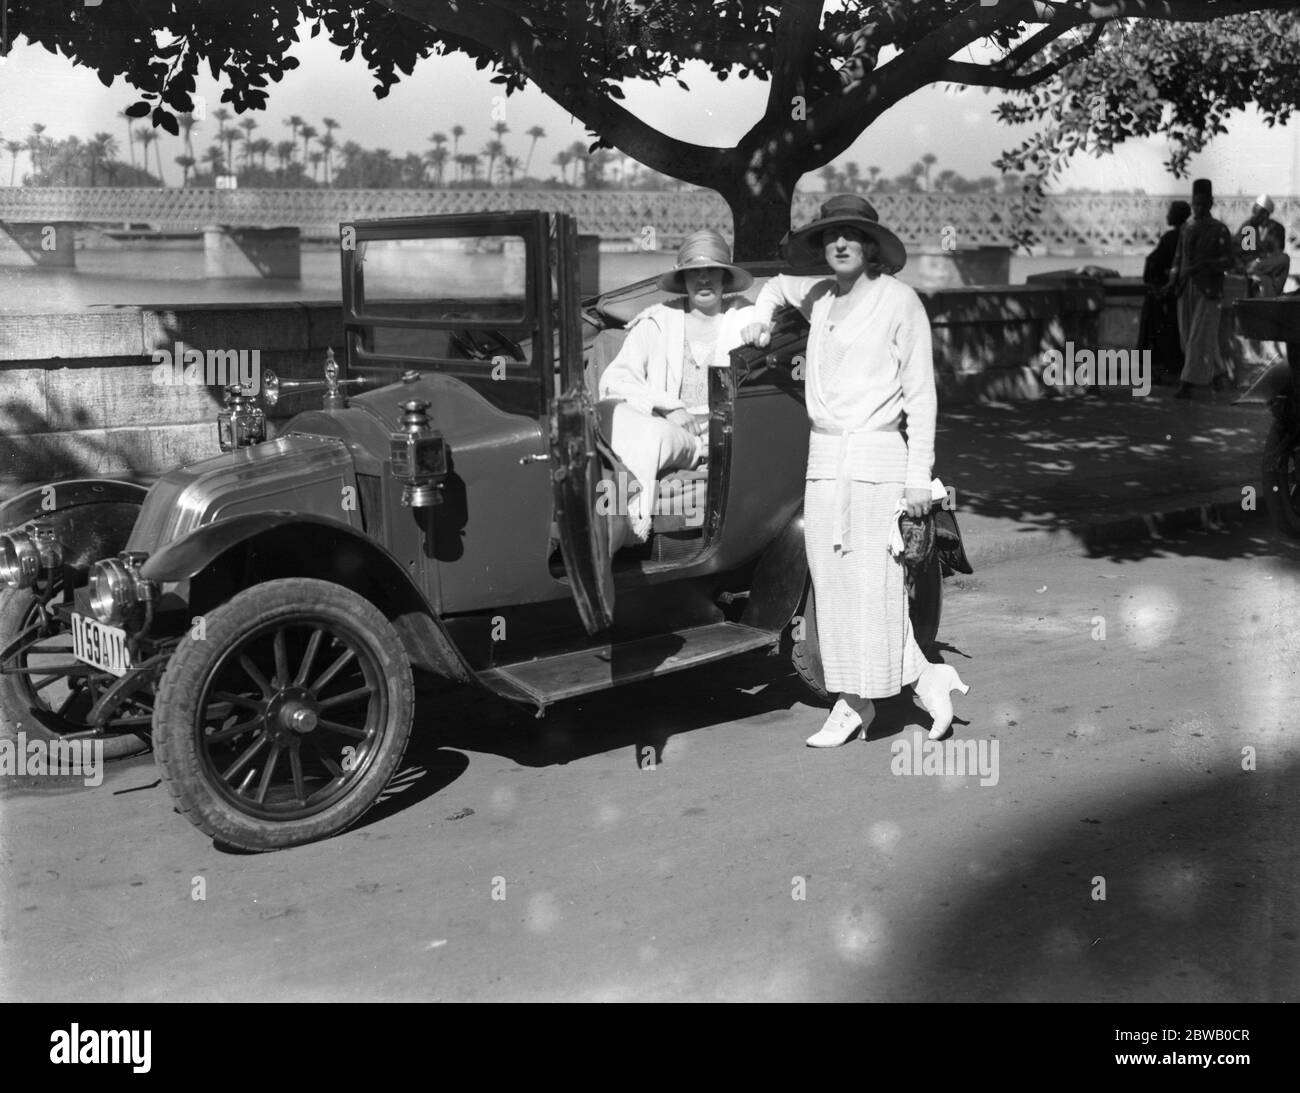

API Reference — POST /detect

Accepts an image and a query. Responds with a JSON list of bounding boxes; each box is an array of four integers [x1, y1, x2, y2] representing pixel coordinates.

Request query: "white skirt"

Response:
[[804, 478, 926, 698]]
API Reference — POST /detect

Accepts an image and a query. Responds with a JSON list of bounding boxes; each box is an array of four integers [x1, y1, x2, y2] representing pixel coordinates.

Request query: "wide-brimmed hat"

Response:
[[656, 230, 753, 294], [785, 194, 907, 273]]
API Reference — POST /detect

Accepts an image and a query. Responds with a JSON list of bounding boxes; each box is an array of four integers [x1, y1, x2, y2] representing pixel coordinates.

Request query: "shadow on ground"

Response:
[[938, 392, 1292, 563], [875, 760, 1299, 1002]]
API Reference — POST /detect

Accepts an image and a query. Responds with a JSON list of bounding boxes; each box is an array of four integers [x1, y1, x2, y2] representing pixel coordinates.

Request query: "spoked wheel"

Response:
[[1262, 419, 1300, 539], [0, 587, 150, 761], [153, 578, 413, 851]]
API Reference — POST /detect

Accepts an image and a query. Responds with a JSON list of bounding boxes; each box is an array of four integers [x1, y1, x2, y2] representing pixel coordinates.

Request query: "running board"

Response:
[[476, 622, 779, 709]]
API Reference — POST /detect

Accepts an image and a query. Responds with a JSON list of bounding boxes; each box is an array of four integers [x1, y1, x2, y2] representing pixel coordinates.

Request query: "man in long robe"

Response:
[[1170, 178, 1233, 398], [1139, 200, 1190, 383]]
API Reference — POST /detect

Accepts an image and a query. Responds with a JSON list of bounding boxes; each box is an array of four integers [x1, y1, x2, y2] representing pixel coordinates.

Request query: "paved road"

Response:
[[3, 521, 1298, 1002]]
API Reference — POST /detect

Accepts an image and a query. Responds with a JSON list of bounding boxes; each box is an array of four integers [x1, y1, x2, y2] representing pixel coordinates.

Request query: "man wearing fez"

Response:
[[1167, 178, 1233, 398]]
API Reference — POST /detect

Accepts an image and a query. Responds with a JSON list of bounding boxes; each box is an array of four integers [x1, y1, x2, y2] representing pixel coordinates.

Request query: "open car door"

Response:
[[549, 214, 615, 633]]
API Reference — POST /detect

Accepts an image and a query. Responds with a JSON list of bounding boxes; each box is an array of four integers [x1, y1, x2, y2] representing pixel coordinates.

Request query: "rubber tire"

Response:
[[0, 588, 149, 761], [789, 585, 829, 704], [1262, 419, 1300, 539], [152, 578, 413, 851], [789, 558, 944, 705]]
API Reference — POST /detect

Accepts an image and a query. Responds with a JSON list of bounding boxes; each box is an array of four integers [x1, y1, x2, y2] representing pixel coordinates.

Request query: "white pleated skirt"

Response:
[[805, 478, 926, 698]]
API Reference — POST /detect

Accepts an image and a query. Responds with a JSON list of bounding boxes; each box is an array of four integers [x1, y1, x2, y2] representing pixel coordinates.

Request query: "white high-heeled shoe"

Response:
[[913, 662, 970, 741], [806, 698, 875, 748]]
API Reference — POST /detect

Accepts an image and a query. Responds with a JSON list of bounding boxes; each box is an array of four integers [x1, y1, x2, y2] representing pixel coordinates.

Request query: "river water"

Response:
[[0, 242, 1145, 313]]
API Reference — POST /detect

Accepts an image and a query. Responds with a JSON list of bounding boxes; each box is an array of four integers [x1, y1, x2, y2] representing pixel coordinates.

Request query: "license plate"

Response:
[[71, 613, 133, 678]]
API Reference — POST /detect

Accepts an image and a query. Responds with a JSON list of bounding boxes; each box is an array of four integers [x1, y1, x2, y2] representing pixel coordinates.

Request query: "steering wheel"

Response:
[[449, 327, 526, 363]]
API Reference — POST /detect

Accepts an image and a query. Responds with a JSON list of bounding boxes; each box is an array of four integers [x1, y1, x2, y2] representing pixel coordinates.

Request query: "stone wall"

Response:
[[0, 303, 342, 491]]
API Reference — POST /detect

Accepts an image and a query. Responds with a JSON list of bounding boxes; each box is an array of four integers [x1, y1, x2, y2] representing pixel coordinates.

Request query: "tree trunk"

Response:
[[717, 154, 802, 263]]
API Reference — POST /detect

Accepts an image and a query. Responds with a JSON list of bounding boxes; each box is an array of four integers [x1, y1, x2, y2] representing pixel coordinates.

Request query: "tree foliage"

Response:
[[9, 1, 1300, 254]]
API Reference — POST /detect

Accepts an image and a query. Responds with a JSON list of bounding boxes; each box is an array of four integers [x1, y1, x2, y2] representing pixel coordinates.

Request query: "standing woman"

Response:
[[743, 195, 967, 746]]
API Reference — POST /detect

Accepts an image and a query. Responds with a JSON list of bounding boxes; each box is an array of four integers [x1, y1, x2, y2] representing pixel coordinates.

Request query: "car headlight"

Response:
[[89, 552, 157, 626], [0, 521, 63, 589]]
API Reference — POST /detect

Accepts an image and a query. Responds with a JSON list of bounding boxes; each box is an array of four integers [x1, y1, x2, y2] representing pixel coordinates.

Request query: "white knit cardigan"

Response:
[[752, 273, 937, 492]]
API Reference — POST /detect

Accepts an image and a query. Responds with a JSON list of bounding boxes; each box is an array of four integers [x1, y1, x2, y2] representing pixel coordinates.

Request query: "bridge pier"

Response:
[[203, 225, 301, 279], [0, 221, 77, 268]]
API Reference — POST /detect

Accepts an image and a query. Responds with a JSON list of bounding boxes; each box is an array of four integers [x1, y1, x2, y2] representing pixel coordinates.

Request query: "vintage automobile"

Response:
[[1235, 296, 1300, 539], [0, 211, 961, 851]]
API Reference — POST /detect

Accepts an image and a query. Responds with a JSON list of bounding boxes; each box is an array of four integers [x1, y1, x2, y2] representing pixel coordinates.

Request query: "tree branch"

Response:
[[374, 0, 726, 183], [763, 0, 827, 122], [941, 21, 1105, 90]]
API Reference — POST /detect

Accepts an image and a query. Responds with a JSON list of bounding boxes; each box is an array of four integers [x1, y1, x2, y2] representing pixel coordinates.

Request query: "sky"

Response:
[[0, 13, 1297, 199]]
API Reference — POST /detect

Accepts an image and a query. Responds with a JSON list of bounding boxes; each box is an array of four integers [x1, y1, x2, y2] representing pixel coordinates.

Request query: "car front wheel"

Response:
[[152, 578, 413, 851]]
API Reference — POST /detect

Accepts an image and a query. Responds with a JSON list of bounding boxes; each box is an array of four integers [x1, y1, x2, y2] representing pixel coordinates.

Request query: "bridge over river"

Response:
[[1, 187, 1293, 277]]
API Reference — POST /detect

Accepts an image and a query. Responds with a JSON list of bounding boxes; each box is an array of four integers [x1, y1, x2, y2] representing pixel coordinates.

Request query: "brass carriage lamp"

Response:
[[390, 399, 447, 508], [217, 383, 267, 451]]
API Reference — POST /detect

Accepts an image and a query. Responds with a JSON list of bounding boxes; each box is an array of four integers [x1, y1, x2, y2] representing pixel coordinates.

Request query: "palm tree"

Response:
[[273, 140, 295, 179], [554, 149, 572, 186], [202, 144, 225, 179], [179, 112, 198, 161], [338, 140, 363, 180], [175, 154, 196, 186], [309, 150, 324, 184], [523, 125, 545, 177], [251, 138, 272, 171], [135, 127, 160, 185], [844, 162, 861, 193], [117, 110, 137, 170], [87, 132, 117, 186], [321, 117, 340, 182], [318, 132, 336, 185], [6, 140, 23, 186], [567, 141, 587, 187], [482, 139, 505, 186], [450, 124, 464, 159], [212, 107, 232, 163], [299, 124, 317, 167], [27, 123, 46, 183], [867, 165, 881, 191], [239, 118, 258, 172], [818, 165, 839, 191], [921, 152, 937, 192], [503, 155, 524, 186], [426, 146, 449, 186], [935, 168, 958, 194], [285, 115, 303, 150], [454, 152, 478, 184]]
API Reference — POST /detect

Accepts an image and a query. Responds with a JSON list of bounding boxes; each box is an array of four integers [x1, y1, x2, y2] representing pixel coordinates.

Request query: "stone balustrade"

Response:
[[0, 283, 1143, 492]]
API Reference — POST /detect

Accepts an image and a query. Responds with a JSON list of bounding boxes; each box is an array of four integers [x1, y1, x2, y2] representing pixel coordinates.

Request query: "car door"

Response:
[[548, 213, 615, 633]]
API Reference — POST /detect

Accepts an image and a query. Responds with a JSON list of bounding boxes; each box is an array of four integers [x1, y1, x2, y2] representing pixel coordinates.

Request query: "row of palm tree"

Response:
[[9, 116, 1029, 195], [817, 153, 1020, 195], [2, 113, 697, 190]]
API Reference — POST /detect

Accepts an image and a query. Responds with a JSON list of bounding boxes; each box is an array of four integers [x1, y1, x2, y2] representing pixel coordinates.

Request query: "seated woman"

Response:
[[598, 230, 755, 543]]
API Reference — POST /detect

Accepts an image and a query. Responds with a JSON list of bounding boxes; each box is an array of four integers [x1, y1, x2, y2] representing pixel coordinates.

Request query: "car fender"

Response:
[[740, 507, 809, 633], [0, 478, 149, 570], [141, 512, 474, 685]]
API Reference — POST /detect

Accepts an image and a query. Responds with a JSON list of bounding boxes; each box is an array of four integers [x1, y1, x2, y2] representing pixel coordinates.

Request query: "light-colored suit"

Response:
[[597, 298, 754, 516]]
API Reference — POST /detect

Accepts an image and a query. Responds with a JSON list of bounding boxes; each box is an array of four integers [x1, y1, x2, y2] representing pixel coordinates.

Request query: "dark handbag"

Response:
[[898, 503, 974, 580], [933, 505, 973, 575]]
